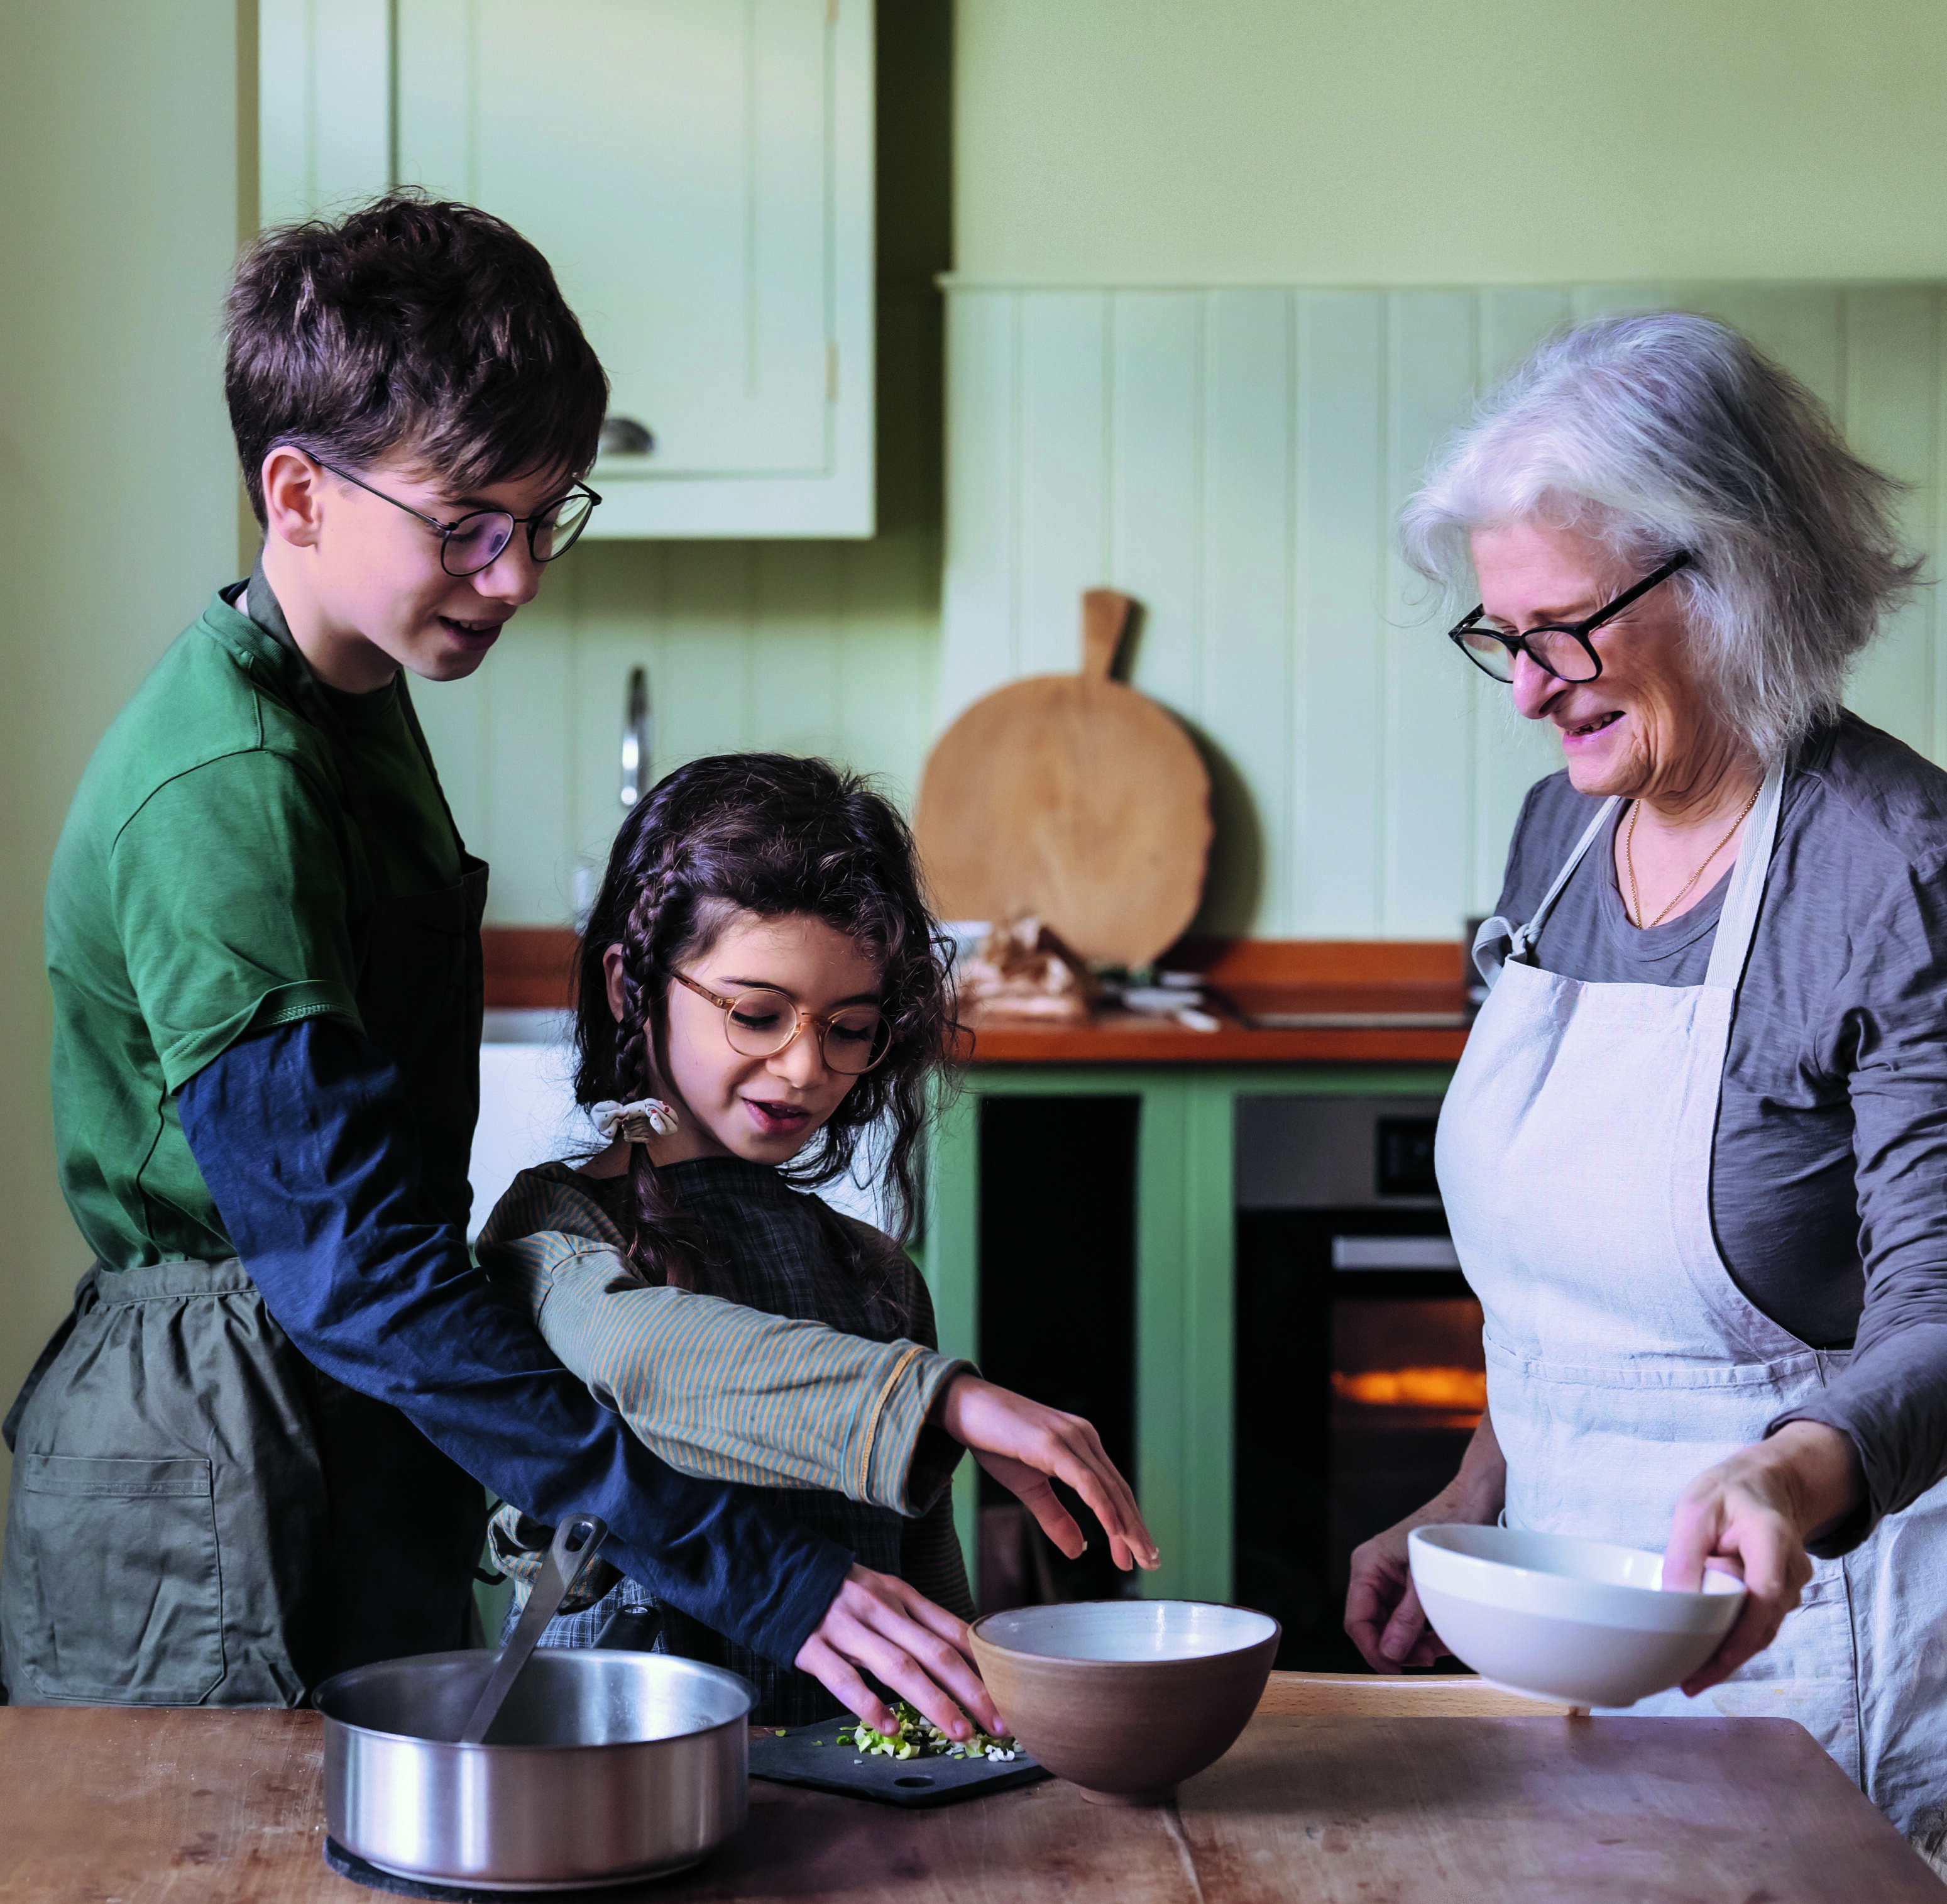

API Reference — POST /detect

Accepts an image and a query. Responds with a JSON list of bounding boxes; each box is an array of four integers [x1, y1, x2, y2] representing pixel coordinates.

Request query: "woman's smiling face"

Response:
[[605, 910, 882, 1165], [1471, 517, 1731, 803]]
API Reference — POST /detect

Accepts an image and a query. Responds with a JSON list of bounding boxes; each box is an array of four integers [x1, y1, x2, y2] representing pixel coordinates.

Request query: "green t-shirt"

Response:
[[312, 676, 464, 902], [47, 580, 464, 1269]]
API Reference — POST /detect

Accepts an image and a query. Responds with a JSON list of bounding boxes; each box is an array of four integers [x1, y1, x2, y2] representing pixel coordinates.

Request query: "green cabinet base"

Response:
[[923, 1064, 1455, 1605]]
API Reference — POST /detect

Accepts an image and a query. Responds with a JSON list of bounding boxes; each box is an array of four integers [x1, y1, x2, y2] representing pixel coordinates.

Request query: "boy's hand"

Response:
[[794, 1565, 1002, 1740], [935, 1375, 1161, 1573]]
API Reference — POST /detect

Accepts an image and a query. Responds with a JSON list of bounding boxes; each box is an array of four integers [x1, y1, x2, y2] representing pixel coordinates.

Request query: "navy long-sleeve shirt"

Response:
[[178, 1017, 852, 1667]]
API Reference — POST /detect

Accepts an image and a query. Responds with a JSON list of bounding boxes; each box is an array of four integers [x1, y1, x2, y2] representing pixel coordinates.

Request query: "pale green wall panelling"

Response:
[[257, 0, 389, 219], [953, 0, 1947, 286], [410, 273, 945, 923], [943, 283, 1947, 940], [414, 527, 941, 923]]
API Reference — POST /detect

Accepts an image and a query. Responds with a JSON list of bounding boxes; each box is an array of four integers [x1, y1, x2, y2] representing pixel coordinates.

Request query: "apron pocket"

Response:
[[12, 1455, 224, 1704]]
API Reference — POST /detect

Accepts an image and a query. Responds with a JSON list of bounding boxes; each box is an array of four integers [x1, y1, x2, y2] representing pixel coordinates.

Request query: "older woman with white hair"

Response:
[[1345, 309, 1947, 1832]]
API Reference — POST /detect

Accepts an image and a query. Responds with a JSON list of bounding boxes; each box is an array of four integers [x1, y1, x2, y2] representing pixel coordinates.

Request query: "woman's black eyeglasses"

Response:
[[1448, 551, 1694, 685], [299, 451, 601, 578]]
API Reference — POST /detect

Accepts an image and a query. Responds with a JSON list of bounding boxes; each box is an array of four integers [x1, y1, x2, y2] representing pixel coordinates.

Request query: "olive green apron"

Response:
[[1, 587, 490, 1707]]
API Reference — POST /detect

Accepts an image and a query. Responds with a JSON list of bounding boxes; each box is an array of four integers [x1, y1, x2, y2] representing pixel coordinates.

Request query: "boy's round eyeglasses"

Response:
[[295, 449, 602, 577], [669, 968, 891, 1076], [1447, 551, 1694, 685]]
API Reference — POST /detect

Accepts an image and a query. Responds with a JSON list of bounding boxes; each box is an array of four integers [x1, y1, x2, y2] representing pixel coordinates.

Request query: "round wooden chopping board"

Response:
[[914, 590, 1212, 967]]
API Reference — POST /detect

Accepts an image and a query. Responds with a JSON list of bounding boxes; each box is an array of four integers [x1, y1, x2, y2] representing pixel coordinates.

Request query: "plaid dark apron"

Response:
[[496, 1158, 912, 1726]]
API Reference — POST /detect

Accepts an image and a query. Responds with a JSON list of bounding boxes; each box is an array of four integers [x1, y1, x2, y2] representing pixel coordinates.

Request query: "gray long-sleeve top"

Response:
[[1496, 712, 1947, 1554]]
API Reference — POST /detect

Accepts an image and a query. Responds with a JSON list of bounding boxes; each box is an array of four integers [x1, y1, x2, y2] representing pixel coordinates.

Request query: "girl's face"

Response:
[[605, 909, 884, 1167]]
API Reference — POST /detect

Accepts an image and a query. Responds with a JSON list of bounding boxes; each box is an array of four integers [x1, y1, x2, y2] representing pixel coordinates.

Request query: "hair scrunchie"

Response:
[[591, 1098, 679, 1144]]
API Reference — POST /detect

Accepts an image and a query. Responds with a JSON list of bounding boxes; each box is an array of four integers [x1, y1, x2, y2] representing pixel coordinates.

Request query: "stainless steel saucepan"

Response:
[[314, 1516, 752, 1891]]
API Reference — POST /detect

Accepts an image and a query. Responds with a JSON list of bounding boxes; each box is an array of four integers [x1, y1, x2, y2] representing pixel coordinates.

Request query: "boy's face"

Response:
[[259, 448, 580, 692]]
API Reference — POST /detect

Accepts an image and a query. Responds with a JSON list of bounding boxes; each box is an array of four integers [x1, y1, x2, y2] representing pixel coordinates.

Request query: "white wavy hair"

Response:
[[1400, 311, 1922, 764]]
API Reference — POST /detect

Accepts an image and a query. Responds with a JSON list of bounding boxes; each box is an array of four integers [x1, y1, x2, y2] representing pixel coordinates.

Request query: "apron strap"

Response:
[[1702, 760, 1786, 992], [1475, 796, 1620, 986], [1477, 764, 1785, 992]]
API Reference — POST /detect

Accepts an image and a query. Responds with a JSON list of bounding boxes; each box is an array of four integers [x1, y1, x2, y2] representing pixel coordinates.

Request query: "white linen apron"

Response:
[[1435, 763, 1947, 1832]]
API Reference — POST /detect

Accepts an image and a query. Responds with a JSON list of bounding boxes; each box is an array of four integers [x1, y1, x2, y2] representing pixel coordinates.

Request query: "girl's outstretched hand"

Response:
[[794, 1564, 1002, 1741], [935, 1375, 1161, 1574]]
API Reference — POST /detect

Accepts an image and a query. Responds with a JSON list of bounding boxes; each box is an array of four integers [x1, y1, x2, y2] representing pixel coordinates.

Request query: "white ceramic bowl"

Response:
[[1408, 1524, 1746, 1707]]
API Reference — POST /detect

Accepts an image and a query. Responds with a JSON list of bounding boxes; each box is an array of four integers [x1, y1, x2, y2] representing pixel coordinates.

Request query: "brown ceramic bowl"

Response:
[[970, 1600, 1280, 1805]]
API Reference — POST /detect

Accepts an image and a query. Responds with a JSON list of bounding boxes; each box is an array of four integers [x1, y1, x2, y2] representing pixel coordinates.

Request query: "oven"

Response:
[[1233, 1094, 1481, 1672]]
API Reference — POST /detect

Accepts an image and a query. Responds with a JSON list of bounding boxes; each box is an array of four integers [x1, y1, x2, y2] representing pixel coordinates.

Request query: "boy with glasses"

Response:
[[0, 195, 1008, 1737]]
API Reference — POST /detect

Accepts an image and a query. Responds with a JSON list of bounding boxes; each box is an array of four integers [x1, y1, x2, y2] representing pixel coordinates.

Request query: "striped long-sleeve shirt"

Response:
[[476, 1157, 973, 1721], [476, 1162, 970, 1510]]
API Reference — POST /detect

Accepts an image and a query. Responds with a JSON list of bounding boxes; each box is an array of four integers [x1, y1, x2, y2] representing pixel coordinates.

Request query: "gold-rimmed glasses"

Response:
[[667, 968, 890, 1076]]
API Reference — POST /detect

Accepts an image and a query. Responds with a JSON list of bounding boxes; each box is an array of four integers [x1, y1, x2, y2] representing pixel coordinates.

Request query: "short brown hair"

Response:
[[224, 192, 607, 524]]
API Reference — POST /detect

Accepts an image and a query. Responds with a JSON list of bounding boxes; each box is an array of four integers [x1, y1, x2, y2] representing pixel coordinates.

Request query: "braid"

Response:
[[599, 826, 711, 1289]]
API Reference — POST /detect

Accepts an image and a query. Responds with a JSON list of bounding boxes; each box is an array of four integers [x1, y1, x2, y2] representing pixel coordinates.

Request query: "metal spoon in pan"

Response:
[[458, 1511, 608, 1746]]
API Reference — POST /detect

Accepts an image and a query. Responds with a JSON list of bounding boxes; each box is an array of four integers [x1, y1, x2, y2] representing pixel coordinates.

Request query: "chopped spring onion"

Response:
[[836, 1701, 1019, 1763]]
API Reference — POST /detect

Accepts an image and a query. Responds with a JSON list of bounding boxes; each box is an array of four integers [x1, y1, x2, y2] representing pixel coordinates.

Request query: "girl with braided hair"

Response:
[[478, 753, 1156, 1728]]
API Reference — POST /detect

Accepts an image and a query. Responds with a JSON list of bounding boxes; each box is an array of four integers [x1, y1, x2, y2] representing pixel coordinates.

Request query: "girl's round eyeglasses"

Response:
[[668, 968, 891, 1076]]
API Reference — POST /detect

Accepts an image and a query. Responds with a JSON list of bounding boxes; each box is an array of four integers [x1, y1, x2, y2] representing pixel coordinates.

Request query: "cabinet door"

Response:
[[259, 0, 874, 537]]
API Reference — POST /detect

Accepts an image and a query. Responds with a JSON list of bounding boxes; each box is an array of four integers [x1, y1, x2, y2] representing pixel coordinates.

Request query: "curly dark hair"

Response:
[[224, 190, 607, 523], [574, 754, 961, 1292]]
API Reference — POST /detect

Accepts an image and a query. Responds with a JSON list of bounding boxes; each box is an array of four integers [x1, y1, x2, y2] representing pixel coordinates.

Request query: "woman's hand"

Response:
[[1662, 1420, 1864, 1695], [794, 1563, 1003, 1741], [1345, 1411, 1506, 1673], [934, 1375, 1161, 1573]]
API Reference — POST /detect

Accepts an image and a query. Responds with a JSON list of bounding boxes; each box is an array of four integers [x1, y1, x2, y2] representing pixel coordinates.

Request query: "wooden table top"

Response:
[[1, 1705, 1936, 1903]]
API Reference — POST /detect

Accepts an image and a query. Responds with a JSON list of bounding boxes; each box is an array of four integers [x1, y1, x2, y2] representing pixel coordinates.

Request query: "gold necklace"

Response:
[[1625, 783, 1762, 930]]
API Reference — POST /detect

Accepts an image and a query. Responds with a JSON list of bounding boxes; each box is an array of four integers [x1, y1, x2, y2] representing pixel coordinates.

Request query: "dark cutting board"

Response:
[[747, 1719, 1051, 1808]]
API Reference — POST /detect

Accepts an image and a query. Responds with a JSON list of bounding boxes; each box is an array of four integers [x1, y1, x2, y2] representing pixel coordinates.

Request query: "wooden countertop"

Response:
[[482, 930, 1475, 1065], [3, 1702, 1934, 1901], [957, 1006, 1469, 1065], [960, 936, 1473, 1064]]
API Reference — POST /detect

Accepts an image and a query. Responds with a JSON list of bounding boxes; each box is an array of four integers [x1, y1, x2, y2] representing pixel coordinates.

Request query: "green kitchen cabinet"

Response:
[[923, 1063, 1456, 1603], [258, 0, 874, 537]]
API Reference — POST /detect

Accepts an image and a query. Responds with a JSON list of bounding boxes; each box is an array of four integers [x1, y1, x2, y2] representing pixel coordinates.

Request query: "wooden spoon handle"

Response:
[[1081, 589, 1134, 683]]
